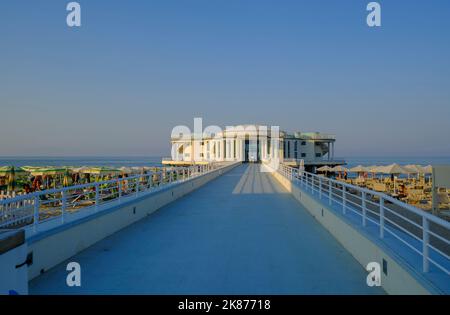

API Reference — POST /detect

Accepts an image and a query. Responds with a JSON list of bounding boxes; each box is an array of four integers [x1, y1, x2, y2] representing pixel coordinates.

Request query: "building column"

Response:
[[238, 139, 244, 161], [230, 139, 235, 160], [263, 139, 267, 160], [237, 139, 242, 161], [226, 140, 229, 160], [331, 142, 334, 160]]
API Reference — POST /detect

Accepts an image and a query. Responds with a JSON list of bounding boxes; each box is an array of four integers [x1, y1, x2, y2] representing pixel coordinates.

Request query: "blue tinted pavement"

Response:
[[30, 164, 384, 294]]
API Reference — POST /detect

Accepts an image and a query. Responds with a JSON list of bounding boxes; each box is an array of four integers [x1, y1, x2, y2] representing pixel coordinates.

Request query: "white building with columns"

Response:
[[163, 124, 344, 170]]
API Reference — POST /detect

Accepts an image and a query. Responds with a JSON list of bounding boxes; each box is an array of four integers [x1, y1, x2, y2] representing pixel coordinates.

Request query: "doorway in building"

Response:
[[244, 138, 260, 163]]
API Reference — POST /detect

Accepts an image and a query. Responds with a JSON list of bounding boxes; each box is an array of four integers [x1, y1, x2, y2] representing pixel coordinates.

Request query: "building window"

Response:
[[301, 141, 306, 146], [294, 141, 298, 158], [316, 153, 321, 157], [301, 153, 306, 158], [287, 141, 290, 158]]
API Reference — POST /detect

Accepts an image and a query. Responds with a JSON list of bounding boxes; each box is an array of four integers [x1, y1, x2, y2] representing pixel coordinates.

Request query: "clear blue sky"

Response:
[[1, 0, 449, 157]]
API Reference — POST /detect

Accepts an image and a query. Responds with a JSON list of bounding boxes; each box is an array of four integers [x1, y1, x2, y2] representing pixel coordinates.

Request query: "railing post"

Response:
[[319, 177, 322, 199], [379, 197, 385, 238], [136, 177, 139, 196], [362, 191, 366, 227], [342, 185, 346, 214], [422, 217, 429, 272], [118, 179, 122, 201], [310, 175, 314, 195], [95, 183, 100, 210], [328, 180, 332, 205], [61, 190, 67, 224], [33, 195, 39, 232]]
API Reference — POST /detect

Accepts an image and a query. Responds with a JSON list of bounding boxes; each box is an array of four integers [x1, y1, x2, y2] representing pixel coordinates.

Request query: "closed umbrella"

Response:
[[63, 169, 71, 187], [1, 166, 27, 193], [299, 159, 305, 172], [6, 166, 15, 193]]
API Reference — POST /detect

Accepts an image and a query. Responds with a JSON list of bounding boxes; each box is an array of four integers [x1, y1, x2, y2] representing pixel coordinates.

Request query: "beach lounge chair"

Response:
[[373, 182, 387, 193], [437, 192, 450, 209]]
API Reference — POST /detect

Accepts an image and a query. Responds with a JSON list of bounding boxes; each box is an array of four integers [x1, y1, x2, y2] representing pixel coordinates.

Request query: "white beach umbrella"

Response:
[[365, 165, 380, 174], [317, 166, 332, 172], [380, 163, 410, 174], [349, 165, 369, 173], [378, 163, 410, 195], [119, 167, 134, 174], [404, 164, 423, 174], [421, 165, 433, 174], [331, 165, 349, 172], [71, 166, 90, 173], [299, 159, 305, 172]]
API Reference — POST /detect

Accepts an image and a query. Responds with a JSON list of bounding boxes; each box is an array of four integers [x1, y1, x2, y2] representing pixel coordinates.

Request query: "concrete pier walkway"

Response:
[[30, 164, 384, 294]]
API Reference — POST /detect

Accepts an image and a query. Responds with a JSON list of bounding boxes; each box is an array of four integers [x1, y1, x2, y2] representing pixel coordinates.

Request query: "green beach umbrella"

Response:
[[28, 167, 67, 177], [81, 167, 120, 176], [0, 166, 26, 177]]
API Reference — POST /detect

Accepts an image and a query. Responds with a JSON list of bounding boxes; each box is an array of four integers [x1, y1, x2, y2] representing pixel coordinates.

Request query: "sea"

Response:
[[0, 157, 164, 168], [0, 156, 450, 168]]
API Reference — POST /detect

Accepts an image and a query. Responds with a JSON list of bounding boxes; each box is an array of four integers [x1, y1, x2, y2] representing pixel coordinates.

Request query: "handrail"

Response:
[[272, 163, 450, 277], [0, 162, 235, 231]]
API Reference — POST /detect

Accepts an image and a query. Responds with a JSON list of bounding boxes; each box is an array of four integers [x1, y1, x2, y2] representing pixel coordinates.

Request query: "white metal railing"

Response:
[[276, 163, 450, 276], [0, 163, 232, 231]]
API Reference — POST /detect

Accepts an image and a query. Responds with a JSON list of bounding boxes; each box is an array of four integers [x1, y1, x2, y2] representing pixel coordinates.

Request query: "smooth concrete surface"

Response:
[[26, 163, 239, 281], [30, 164, 384, 294]]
